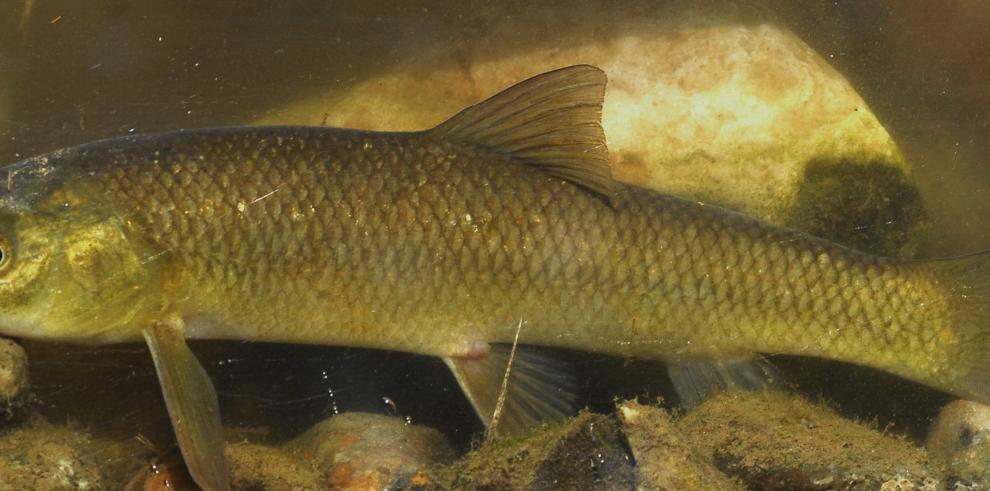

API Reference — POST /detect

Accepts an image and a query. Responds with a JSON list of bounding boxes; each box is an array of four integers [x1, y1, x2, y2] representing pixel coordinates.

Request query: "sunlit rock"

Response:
[[257, 24, 925, 257]]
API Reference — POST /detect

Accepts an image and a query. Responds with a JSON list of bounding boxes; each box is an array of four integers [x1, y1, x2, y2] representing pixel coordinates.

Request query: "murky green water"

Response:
[[1, 1, 988, 488]]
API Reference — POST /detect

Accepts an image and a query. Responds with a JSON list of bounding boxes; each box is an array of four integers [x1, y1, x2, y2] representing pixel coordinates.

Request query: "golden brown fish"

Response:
[[0, 66, 986, 490]]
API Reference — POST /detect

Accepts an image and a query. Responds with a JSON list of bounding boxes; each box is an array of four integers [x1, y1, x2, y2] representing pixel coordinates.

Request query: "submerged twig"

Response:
[[486, 319, 523, 444]]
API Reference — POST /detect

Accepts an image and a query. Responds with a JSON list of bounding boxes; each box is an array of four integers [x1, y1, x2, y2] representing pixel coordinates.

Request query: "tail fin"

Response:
[[929, 251, 990, 403]]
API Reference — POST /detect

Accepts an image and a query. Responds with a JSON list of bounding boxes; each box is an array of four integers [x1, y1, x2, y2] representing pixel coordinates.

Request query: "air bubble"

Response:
[[382, 396, 397, 416]]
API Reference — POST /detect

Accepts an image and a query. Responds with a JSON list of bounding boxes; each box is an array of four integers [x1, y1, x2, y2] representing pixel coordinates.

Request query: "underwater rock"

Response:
[[926, 400, 990, 485], [286, 412, 453, 490], [677, 390, 942, 490], [617, 401, 742, 490], [256, 23, 924, 258], [0, 420, 150, 490], [0, 337, 27, 405], [226, 441, 322, 491], [125, 454, 198, 491], [128, 441, 322, 491], [437, 410, 635, 490]]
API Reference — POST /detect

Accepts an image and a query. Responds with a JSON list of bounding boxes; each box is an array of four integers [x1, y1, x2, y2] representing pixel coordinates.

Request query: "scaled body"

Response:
[[0, 66, 985, 490], [22, 125, 968, 397]]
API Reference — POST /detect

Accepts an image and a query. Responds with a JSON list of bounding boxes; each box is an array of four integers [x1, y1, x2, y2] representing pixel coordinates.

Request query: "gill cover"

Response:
[[0, 183, 162, 344]]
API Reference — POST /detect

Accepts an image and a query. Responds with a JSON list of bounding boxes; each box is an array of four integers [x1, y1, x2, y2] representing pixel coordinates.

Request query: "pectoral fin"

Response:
[[445, 344, 578, 438], [144, 320, 231, 491]]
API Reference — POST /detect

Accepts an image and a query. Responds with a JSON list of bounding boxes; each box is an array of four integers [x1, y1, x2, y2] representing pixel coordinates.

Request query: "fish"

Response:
[[0, 65, 987, 490]]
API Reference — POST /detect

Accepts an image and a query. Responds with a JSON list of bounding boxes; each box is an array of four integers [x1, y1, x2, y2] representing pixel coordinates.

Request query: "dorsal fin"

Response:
[[429, 65, 615, 200]]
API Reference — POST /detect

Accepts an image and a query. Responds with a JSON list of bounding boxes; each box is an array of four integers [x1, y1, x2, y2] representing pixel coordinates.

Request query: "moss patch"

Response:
[[436, 411, 634, 490], [0, 419, 152, 490], [677, 391, 942, 489], [788, 158, 929, 258], [618, 401, 743, 490]]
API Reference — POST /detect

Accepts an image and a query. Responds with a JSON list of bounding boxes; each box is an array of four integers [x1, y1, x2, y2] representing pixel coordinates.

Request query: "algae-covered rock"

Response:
[[127, 441, 322, 490], [132, 414, 448, 490], [438, 410, 634, 490], [286, 412, 453, 490], [227, 441, 322, 491], [927, 400, 990, 485], [677, 390, 942, 490], [787, 158, 928, 258], [257, 23, 924, 258], [0, 420, 150, 490], [618, 401, 742, 491], [0, 337, 27, 406]]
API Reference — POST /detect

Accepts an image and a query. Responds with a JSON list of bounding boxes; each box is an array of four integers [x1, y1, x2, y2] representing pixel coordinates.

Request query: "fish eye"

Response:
[[0, 238, 11, 272]]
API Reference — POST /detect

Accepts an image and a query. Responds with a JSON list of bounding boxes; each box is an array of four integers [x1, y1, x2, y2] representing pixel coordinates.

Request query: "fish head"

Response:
[[0, 155, 160, 344]]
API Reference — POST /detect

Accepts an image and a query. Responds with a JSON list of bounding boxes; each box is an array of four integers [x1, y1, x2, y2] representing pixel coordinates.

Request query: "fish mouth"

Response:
[[0, 317, 42, 341], [0, 282, 64, 342]]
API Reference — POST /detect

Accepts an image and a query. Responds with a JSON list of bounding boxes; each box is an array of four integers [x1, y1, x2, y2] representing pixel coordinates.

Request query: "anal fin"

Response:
[[668, 357, 781, 408], [445, 344, 579, 438], [144, 320, 231, 491]]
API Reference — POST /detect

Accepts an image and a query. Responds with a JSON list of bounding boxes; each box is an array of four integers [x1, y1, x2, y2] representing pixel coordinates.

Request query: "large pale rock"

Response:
[[256, 25, 921, 257]]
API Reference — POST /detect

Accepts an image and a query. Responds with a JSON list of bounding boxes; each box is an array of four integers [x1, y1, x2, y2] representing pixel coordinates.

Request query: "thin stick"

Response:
[[486, 318, 523, 444]]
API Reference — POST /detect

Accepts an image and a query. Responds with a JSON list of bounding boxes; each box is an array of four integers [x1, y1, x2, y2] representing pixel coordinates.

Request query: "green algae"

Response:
[[788, 157, 930, 258], [677, 390, 943, 490], [436, 411, 635, 490]]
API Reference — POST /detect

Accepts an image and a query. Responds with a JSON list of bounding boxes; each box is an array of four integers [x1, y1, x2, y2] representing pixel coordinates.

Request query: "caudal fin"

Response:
[[929, 251, 990, 403]]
